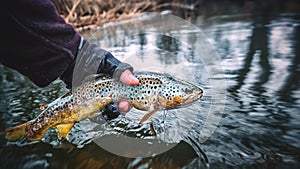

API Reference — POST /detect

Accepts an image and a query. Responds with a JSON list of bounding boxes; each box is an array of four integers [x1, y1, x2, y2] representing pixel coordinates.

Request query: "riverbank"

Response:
[[52, 0, 181, 30]]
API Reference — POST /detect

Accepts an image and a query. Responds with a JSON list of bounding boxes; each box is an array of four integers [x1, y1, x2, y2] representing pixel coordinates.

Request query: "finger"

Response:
[[119, 69, 139, 86], [118, 100, 131, 113]]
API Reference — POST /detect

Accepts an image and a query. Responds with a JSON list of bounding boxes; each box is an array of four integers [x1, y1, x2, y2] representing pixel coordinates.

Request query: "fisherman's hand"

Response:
[[119, 69, 139, 86], [102, 70, 138, 120], [118, 70, 139, 113], [61, 40, 138, 86], [61, 40, 139, 113]]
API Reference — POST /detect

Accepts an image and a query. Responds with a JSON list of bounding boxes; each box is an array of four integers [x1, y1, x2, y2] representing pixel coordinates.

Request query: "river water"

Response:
[[1, 1, 300, 169]]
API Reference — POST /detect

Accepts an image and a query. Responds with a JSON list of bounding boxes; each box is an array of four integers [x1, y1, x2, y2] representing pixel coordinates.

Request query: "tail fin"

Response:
[[2, 122, 30, 142]]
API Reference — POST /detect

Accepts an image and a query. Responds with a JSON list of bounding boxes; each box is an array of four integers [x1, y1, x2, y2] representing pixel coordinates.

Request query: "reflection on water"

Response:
[[1, 0, 300, 168]]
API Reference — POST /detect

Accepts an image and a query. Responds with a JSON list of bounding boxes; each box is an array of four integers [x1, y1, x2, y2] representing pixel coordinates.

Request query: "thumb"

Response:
[[119, 69, 139, 86]]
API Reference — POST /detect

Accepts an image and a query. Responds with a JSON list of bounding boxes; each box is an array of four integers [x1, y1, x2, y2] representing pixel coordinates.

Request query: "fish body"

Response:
[[3, 71, 203, 142]]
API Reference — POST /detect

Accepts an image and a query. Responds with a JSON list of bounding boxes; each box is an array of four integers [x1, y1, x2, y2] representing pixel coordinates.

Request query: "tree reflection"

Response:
[[156, 35, 180, 65], [228, 1, 272, 95], [277, 25, 300, 102]]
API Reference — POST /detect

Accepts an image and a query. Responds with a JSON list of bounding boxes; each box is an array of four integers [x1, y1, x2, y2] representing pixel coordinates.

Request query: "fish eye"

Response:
[[184, 88, 193, 94]]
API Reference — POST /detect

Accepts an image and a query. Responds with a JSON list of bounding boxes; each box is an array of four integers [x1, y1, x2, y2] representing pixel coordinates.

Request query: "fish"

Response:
[[2, 71, 203, 142]]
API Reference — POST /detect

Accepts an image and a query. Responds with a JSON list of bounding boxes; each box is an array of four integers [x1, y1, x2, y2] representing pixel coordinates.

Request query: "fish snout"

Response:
[[183, 87, 203, 103]]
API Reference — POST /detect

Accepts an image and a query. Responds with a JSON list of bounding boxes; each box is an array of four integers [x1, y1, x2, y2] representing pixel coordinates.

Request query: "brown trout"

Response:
[[3, 71, 203, 142]]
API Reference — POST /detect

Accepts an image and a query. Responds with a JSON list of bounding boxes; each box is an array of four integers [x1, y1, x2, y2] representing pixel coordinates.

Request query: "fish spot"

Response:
[[39, 104, 47, 110], [68, 104, 74, 110]]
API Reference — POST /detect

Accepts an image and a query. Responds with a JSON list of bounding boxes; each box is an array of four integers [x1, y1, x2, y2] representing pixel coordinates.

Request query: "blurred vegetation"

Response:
[[51, 0, 165, 30], [51, 0, 300, 30], [51, 0, 203, 30]]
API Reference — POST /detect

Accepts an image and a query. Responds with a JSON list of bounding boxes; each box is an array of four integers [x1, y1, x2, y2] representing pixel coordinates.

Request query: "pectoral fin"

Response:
[[139, 108, 158, 124], [55, 123, 74, 139]]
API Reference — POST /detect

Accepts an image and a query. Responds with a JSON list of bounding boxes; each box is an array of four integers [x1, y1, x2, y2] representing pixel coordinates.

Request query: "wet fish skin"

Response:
[[98, 72, 203, 123], [95, 72, 203, 110], [3, 71, 203, 142], [3, 94, 112, 142]]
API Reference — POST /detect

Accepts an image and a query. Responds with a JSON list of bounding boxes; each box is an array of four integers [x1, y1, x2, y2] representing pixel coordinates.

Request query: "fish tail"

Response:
[[2, 121, 32, 142]]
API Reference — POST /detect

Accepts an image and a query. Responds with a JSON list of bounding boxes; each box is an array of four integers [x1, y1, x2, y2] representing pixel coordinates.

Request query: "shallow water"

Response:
[[1, 1, 300, 168]]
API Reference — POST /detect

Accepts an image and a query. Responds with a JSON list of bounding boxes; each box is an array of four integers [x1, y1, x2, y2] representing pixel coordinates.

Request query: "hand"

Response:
[[119, 69, 139, 86], [61, 40, 139, 114], [118, 70, 139, 113]]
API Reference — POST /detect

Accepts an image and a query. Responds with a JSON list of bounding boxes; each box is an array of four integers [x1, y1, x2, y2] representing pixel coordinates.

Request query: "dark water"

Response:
[[1, 1, 300, 168]]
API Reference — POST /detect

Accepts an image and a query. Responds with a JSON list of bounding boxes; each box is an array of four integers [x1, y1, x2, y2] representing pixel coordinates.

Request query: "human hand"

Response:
[[119, 69, 139, 86], [118, 69, 139, 113], [61, 40, 139, 117]]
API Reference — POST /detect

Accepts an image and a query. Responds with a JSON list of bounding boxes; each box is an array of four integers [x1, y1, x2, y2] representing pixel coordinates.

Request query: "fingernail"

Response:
[[129, 76, 139, 86]]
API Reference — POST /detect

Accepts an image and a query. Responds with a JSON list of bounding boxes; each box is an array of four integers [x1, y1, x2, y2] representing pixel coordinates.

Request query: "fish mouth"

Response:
[[179, 90, 203, 108], [186, 91, 203, 102]]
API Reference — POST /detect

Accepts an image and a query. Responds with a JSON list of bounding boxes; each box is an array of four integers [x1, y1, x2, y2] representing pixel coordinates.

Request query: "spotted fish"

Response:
[[3, 71, 203, 142]]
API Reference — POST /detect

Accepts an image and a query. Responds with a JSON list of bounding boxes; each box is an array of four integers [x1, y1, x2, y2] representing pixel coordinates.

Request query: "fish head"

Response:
[[158, 76, 203, 109]]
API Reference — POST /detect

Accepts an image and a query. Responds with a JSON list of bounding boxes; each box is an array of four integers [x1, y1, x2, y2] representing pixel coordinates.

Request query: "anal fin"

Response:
[[55, 123, 74, 139]]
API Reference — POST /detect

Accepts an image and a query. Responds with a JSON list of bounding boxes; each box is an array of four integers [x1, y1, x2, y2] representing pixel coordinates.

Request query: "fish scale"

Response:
[[2, 71, 203, 142]]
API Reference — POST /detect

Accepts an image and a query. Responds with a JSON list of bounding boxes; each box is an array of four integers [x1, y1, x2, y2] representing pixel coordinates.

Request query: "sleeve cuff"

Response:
[[113, 63, 134, 81]]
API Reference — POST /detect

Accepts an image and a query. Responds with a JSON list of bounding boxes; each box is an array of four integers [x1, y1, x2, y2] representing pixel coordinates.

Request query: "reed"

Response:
[[52, 0, 163, 30]]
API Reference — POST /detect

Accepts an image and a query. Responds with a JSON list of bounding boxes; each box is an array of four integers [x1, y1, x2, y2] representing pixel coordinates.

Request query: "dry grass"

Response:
[[52, 0, 165, 30]]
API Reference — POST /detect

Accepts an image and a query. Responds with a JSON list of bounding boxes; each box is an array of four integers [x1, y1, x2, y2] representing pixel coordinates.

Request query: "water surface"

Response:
[[1, 1, 300, 168]]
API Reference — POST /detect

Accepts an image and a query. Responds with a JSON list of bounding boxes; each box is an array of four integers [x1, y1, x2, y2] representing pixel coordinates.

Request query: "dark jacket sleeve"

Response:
[[0, 0, 81, 87]]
